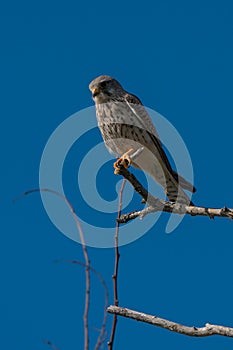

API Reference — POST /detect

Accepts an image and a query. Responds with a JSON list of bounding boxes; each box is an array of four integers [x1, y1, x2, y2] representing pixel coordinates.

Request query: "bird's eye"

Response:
[[100, 81, 107, 88]]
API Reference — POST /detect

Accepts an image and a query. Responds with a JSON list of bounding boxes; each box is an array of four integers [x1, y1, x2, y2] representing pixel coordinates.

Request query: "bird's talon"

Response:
[[113, 158, 128, 174], [113, 149, 134, 174]]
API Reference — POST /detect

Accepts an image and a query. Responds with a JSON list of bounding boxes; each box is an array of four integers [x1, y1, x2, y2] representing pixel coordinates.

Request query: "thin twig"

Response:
[[115, 166, 233, 222], [107, 305, 233, 338], [17, 188, 90, 350], [55, 259, 109, 350], [43, 339, 59, 350], [108, 179, 126, 350]]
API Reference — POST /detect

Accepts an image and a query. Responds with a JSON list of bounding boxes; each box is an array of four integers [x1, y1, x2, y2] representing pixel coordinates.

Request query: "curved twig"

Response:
[[17, 188, 91, 350], [55, 259, 109, 350]]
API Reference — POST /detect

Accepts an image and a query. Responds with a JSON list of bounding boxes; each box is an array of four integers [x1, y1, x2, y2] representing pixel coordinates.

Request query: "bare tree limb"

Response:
[[107, 306, 233, 338], [55, 259, 109, 350], [115, 166, 233, 223], [118, 203, 233, 223], [17, 188, 91, 350], [108, 180, 126, 350]]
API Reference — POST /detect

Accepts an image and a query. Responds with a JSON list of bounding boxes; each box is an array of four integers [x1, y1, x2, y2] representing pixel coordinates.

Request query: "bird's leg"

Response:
[[114, 148, 134, 174]]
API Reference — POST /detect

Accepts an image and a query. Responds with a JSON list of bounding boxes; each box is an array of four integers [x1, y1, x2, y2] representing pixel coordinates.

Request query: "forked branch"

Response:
[[115, 166, 233, 223]]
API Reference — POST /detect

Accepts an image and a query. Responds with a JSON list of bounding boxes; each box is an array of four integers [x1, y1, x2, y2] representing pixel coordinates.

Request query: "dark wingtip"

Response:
[[172, 170, 197, 193], [192, 186, 197, 193]]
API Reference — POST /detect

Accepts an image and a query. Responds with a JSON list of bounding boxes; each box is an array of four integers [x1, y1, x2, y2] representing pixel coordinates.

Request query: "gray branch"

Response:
[[115, 166, 233, 223], [107, 306, 233, 338]]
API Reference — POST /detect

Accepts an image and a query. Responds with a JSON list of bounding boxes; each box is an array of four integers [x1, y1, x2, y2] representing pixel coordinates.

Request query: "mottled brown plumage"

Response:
[[89, 75, 196, 204]]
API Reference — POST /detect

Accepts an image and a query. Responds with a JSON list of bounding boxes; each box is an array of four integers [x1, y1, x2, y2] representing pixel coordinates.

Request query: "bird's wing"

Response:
[[124, 92, 161, 143], [124, 92, 196, 193], [172, 170, 197, 193], [124, 92, 173, 173]]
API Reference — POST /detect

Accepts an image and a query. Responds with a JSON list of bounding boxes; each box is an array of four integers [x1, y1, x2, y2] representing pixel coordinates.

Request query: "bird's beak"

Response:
[[91, 87, 100, 98]]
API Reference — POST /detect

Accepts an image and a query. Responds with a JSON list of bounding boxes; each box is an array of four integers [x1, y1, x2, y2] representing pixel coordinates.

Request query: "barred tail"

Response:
[[165, 177, 194, 205]]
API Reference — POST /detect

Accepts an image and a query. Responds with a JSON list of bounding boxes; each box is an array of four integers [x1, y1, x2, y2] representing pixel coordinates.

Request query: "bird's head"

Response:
[[89, 75, 124, 103]]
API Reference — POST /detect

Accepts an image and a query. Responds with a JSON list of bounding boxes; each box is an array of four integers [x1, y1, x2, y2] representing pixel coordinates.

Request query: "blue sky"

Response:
[[2, 2, 233, 349]]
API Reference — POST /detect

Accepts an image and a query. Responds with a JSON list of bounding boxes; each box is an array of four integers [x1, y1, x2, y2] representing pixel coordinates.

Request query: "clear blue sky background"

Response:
[[2, 1, 233, 349]]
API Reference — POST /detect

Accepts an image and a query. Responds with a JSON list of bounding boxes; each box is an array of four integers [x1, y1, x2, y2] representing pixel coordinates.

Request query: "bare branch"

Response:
[[115, 166, 233, 222], [55, 259, 109, 350], [108, 179, 126, 350], [18, 188, 91, 350], [107, 306, 233, 338], [118, 203, 233, 223]]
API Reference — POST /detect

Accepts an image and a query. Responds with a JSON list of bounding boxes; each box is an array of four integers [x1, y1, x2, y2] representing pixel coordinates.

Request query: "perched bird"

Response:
[[89, 75, 196, 204]]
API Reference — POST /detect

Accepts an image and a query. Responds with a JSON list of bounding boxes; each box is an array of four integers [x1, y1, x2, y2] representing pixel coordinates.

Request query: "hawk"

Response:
[[89, 75, 196, 205]]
